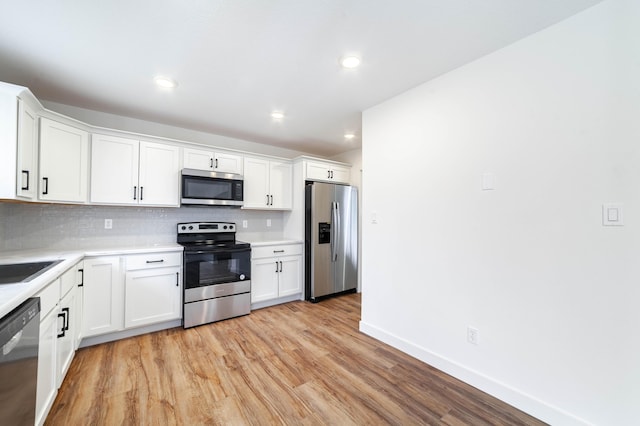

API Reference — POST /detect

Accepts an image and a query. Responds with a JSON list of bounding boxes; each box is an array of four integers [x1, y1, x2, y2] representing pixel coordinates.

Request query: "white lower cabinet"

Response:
[[35, 278, 60, 426], [35, 260, 84, 426], [124, 252, 182, 328], [82, 256, 123, 337], [83, 251, 182, 337], [251, 243, 302, 304]]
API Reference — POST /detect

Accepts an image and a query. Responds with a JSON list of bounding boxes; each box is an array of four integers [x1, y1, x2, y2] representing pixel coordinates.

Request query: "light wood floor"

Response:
[[46, 294, 545, 425]]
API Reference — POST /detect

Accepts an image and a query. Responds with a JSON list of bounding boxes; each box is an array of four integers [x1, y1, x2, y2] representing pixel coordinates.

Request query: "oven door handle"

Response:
[[186, 247, 251, 255]]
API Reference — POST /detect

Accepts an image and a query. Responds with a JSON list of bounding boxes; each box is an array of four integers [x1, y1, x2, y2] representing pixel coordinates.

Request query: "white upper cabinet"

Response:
[[0, 83, 42, 201], [183, 147, 243, 175], [138, 141, 180, 206], [17, 98, 39, 199], [305, 160, 351, 184], [91, 134, 180, 206], [243, 156, 292, 210], [91, 134, 139, 204], [39, 118, 89, 203]]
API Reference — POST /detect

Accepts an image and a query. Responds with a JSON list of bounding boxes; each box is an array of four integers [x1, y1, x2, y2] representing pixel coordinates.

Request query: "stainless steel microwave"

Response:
[[181, 169, 243, 206]]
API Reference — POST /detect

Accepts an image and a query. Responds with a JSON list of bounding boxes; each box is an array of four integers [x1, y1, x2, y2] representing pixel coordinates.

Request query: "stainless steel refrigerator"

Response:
[[305, 181, 358, 302]]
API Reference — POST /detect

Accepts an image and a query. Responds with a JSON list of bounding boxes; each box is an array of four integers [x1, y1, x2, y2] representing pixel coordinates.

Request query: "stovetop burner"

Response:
[[177, 222, 248, 250]]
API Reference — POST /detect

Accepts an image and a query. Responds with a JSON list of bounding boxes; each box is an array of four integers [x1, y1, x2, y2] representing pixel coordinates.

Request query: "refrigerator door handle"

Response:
[[334, 202, 340, 262], [331, 201, 339, 262]]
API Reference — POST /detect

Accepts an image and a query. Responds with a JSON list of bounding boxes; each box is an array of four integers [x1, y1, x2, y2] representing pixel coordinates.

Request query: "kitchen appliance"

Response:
[[181, 169, 243, 207], [177, 222, 251, 328], [305, 182, 358, 302], [0, 297, 40, 424]]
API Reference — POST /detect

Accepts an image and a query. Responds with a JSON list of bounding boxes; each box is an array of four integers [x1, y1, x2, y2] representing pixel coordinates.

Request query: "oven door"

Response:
[[183, 247, 251, 291]]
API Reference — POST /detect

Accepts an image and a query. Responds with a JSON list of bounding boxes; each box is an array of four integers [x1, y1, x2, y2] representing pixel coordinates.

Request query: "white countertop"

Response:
[[0, 244, 183, 319]]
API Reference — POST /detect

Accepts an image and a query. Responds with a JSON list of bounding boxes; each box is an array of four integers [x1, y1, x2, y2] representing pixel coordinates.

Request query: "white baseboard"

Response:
[[359, 320, 592, 426], [79, 319, 182, 348]]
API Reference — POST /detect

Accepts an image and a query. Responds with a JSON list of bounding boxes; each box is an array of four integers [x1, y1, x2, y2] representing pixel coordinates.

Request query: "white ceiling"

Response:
[[0, 0, 601, 157]]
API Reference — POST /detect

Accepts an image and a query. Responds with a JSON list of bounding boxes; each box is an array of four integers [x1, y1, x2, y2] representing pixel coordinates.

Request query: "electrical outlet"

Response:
[[242, 220, 248, 228], [266, 219, 272, 227], [467, 326, 479, 345], [104, 219, 113, 229]]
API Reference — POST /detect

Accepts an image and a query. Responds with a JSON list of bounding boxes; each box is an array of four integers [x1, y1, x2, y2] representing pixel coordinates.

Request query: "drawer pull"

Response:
[[146, 259, 165, 264], [273, 250, 285, 253]]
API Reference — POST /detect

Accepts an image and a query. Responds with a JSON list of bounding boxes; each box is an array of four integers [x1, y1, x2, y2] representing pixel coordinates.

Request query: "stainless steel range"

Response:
[[177, 222, 251, 328]]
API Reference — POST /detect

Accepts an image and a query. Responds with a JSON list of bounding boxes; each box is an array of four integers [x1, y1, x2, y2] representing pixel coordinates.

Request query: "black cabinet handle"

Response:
[[279, 261, 283, 273], [330, 170, 334, 179], [266, 194, 270, 206], [270, 195, 273, 206], [176, 272, 179, 287], [57, 312, 66, 338], [210, 158, 214, 168], [133, 186, 137, 200], [140, 186, 144, 201], [275, 261, 279, 273], [273, 249, 285, 253], [21, 170, 29, 190], [62, 307, 70, 331], [146, 259, 165, 264], [327, 170, 331, 179], [42, 177, 49, 195], [215, 158, 218, 169], [78, 268, 84, 287]]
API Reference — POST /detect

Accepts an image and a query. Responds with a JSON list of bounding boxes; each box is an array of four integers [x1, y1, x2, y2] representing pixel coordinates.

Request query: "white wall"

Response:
[[361, 2, 639, 425]]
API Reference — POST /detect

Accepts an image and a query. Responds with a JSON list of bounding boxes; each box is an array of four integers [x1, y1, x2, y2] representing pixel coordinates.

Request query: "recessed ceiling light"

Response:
[[340, 56, 361, 69], [271, 111, 285, 120], [154, 76, 178, 89], [344, 133, 356, 140]]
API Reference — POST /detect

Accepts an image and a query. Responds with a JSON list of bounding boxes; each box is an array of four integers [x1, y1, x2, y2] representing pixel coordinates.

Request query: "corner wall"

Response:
[[361, 1, 639, 424]]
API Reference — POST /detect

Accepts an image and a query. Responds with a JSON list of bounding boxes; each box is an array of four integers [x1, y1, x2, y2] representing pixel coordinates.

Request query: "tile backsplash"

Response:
[[0, 202, 286, 251]]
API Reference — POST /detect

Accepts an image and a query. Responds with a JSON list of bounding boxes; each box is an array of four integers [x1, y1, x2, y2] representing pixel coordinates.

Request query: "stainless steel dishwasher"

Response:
[[0, 298, 40, 425]]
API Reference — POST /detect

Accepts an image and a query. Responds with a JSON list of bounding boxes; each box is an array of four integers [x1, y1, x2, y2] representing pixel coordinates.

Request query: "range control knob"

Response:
[[181, 226, 186, 230], [188, 225, 194, 230], [223, 225, 228, 229], [239, 274, 245, 280], [229, 225, 234, 230]]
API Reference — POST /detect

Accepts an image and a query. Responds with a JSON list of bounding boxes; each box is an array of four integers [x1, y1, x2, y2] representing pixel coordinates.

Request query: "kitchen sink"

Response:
[[0, 260, 63, 284]]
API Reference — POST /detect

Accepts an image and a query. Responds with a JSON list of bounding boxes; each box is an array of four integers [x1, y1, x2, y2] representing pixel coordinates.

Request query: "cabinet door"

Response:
[[278, 255, 302, 297], [56, 286, 76, 387], [16, 98, 38, 199], [331, 165, 351, 184], [90, 134, 139, 204], [39, 117, 89, 202], [305, 161, 331, 182], [124, 267, 181, 328], [36, 308, 58, 426], [243, 157, 271, 209], [83, 257, 123, 337], [269, 160, 293, 209], [138, 141, 180, 206], [183, 147, 213, 170], [214, 152, 243, 174], [251, 258, 280, 303]]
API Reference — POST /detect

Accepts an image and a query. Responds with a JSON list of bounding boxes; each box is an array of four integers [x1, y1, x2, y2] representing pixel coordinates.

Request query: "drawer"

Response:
[[252, 244, 302, 259], [60, 263, 80, 297], [125, 252, 182, 271], [35, 278, 61, 317]]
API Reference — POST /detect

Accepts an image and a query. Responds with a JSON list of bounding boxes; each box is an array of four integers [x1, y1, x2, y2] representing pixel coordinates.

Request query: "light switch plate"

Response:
[[482, 173, 496, 191], [242, 220, 248, 228], [602, 204, 623, 226]]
